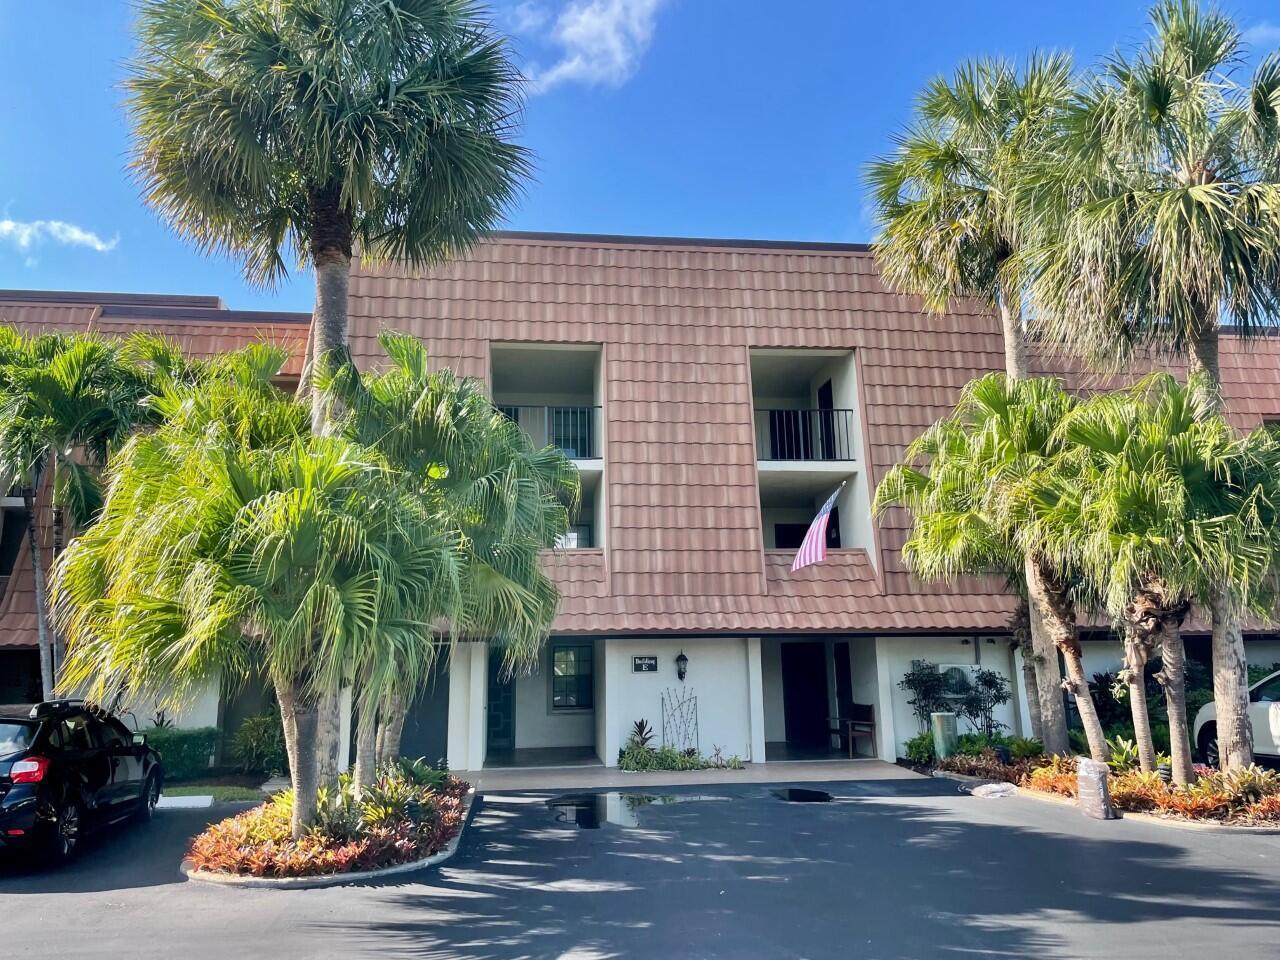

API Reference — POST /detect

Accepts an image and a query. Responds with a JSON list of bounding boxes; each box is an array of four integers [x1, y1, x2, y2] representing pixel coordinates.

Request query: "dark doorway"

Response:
[[399, 659, 451, 766], [487, 652, 515, 752], [833, 641, 852, 716], [781, 642, 829, 746], [817, 379, 835, 459]]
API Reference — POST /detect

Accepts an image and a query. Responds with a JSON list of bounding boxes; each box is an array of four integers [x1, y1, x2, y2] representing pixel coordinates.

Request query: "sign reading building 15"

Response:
[[632, 656, 658, 673]]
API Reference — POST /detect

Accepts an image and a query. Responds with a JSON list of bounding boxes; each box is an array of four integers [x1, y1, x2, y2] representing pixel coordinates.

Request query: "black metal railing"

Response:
[[498, 405, 600, 459], [755, 408, 857, 461]]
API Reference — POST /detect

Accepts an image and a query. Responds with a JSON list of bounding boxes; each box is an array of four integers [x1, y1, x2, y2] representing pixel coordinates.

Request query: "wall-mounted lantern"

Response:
[[675, 650, 689, 682]]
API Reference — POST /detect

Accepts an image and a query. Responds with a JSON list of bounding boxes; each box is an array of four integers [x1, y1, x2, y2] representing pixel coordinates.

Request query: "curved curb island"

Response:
[[933, 769, 1280, 835], [181, 789, 476, 889]]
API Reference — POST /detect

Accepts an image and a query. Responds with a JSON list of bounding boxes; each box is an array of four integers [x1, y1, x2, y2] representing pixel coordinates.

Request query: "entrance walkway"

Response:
[[483, 746, 600, 769], [466, 758, 914, 792]]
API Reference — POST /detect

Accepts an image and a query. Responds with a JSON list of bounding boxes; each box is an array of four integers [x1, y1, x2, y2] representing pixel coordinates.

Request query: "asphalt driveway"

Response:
[[3, 775, 1279, 959]]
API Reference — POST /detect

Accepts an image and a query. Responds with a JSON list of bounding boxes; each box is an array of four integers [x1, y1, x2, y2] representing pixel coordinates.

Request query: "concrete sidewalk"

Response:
[[464, 757, 918, 791]]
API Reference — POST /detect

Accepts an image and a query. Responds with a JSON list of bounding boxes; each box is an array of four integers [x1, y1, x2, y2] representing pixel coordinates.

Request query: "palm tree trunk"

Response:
[[1059, 640, 1108, 763], [307, 182, 353, 436], [999, 280, 1030, 381], [375, 690, 407, 766], [276, 675, 320, 840], [1157, 619, 1196, 786], [1121, 626, 1157, 773], [1023, 555, 1069, 754], [22, 482, 53, 700], [1208, 593, 1253, 770], [353, 695, 378, 794], [1010, 597, 1043, 743], [1188, 317, 1253, 771], [314, 685, 342, 786]]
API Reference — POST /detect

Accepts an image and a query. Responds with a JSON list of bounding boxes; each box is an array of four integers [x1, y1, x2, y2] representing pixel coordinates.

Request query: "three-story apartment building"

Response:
[[3, 231, 1279, 769]]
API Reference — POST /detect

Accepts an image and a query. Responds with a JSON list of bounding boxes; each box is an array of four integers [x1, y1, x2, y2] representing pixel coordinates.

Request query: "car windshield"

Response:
[[0, 721, 35, 758]]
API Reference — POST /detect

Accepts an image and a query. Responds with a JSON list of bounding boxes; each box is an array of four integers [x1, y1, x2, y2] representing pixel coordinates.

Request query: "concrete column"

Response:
[[446, 644, 472, 771], [873, 637, 898, 761], [1011, 644, 1032, 738], [746, 637, 766, 764], [337, 685, 353, 771], [601, 643, 623, 767], [468, 642, 488, 772]]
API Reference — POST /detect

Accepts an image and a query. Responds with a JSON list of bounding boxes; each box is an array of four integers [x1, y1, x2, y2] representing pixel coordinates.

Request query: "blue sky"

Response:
[[1, 1, 1278, 312]]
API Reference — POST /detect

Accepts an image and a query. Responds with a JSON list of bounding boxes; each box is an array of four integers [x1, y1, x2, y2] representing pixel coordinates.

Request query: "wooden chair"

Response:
[[829, 702, 877, 759]]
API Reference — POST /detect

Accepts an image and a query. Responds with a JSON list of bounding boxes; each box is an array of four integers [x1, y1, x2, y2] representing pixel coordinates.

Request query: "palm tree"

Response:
[[323, 333, 577, 788], [1024, 0, 1280, 769], [126, 0, 531, 428], [1028, 374, 1275, 783], [0, 331, 153, 698], [875, 374, 1110, 759], [866, 55, 1074, 745], [54, 344, 465, 837]]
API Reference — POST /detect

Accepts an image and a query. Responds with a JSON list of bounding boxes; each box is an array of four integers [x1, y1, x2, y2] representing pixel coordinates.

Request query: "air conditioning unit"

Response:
[[936, 664, 981, 698]]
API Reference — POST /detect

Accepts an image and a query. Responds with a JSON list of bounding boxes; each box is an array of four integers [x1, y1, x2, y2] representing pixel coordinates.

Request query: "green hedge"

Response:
[[146, 727, 219, 781]]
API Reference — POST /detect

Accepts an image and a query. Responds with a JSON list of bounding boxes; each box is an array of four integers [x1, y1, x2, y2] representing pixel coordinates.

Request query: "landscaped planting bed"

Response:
[[937, 746, 1280, 825], [186, 760, 469, 878]]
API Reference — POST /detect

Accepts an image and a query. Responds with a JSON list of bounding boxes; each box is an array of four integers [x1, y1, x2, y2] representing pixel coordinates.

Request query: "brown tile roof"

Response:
[[349, 232, 1280, 636], [0, 292, 310, 650]]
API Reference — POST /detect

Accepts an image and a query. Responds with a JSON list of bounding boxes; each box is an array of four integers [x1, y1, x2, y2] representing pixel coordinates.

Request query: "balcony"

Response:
[[755, 408, 856, 462], [499, 405, 601, 460]]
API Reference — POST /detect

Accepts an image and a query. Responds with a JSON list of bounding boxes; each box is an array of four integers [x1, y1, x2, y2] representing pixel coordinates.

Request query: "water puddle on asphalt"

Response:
[[771, 788, 833, 803], [546, 792, 727, 829]]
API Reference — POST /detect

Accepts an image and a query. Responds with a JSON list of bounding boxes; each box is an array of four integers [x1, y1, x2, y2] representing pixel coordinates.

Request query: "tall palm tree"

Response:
[[0, 331, 153, 698], [1024, 0, 1280, 768], [53, 344, 465, 837], [866, 55, 1074, 745], [323, 332, 577, 788], [1028, 374, 1274, 783], [875, 374, 1109, 759], [126, 0, 531, 428]]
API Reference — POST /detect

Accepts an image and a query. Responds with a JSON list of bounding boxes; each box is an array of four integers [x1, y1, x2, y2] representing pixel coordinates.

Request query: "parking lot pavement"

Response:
[[3, 777, 1280, 959]]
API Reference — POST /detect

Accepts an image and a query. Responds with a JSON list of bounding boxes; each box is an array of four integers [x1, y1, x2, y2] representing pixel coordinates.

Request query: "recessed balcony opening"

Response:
[[750, 350, 857, 462], [558, 470, 603, 550], [759, 475, 850, 550], [492, 344, 602, 461]]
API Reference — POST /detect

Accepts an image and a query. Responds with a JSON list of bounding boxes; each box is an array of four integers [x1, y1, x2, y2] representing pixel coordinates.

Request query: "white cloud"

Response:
[[512, 1, 550, 33], [0, 218, 118, 254], [524, 0, 667, 95], [1243, 22, 1280, 47]]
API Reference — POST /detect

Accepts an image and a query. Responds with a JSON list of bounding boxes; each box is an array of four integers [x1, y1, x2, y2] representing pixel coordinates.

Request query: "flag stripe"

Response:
[[791, 485, 843, 572]]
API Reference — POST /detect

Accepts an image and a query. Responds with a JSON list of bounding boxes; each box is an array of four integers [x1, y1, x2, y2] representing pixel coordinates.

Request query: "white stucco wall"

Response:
[[115, 673, 222, 731], [446, 642, 488, 772], [878, 635, 1018, 757], [601, 638, 755, 764]]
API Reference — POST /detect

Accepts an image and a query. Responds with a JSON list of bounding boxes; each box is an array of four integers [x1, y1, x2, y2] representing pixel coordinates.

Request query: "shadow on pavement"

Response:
[[328, 779, 1280, 960]]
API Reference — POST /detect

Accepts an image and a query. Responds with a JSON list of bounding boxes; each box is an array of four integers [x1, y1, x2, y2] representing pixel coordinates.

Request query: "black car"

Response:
[[0, 700, 164, 860]]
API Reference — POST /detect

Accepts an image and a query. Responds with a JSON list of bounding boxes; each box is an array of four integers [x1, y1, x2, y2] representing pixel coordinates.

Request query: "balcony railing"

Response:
[[755, 408, 856, 461], [499, 405, 600, 459]]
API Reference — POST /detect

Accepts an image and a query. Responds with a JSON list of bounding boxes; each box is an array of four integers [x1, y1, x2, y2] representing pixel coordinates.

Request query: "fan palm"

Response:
[[53, 345, 465, 837], [875, 374, 1112, 758], [0, 331, 155, 698], [1027, 374, 1279, 782], [126, 0, 531, 427], [867, 55, 1073, 743], [323, 332, 577, 787], [1024, 0, 1280, 768]]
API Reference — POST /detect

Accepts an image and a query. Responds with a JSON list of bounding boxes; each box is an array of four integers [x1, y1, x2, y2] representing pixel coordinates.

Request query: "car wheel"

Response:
[[135, 775, 161, 823], [46, 799, 83, 862], [1199, 724, 1220, 768]]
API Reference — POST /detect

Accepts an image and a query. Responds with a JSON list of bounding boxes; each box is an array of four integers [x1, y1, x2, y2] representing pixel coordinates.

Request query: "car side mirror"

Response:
[[131, 733, 147, 747]]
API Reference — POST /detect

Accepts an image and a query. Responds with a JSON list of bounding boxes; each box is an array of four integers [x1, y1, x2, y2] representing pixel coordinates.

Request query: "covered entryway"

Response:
[[484, 642, 600, 769], [761, 636, 881, 761]]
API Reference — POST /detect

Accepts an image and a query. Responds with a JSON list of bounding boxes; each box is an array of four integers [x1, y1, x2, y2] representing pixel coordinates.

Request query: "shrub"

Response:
[[956, 669, 1011, 738], [187, 764, 469, 878], [1106, 736, 1140, 772], [147, 726, 219, 781], [1152, 782, 1231, 820], [1242, 794, 1280, 821], [938, 748, 1041, 785], [1023, 756, 1078, 797], [616, 737, 742, 772], [230, 713, 288, 776], [898, 661, 950, 731], [1006, 737, 1044, 760], [903, 731, 935, 765], [1248, 662, 1280, 686], [1109, 770, 1164, 812]]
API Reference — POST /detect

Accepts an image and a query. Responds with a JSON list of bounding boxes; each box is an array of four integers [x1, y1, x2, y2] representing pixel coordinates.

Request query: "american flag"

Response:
[[791, 484, 844, 572]]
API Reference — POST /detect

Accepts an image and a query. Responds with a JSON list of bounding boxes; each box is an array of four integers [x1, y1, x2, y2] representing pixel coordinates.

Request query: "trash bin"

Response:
[[931, 712, 958, 760]]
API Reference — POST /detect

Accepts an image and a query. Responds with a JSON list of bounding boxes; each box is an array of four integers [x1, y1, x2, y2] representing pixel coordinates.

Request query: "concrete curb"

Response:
[[932, 769, 1280, 834], [181, 788, 476, 890]]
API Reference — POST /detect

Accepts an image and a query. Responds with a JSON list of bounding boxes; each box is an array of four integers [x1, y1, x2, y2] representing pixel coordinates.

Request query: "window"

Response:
[[1252, 674, 1280, 703], [551, 642, 593, 711], [52, 714, 95, 752], [773, 512, 840, 550]]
